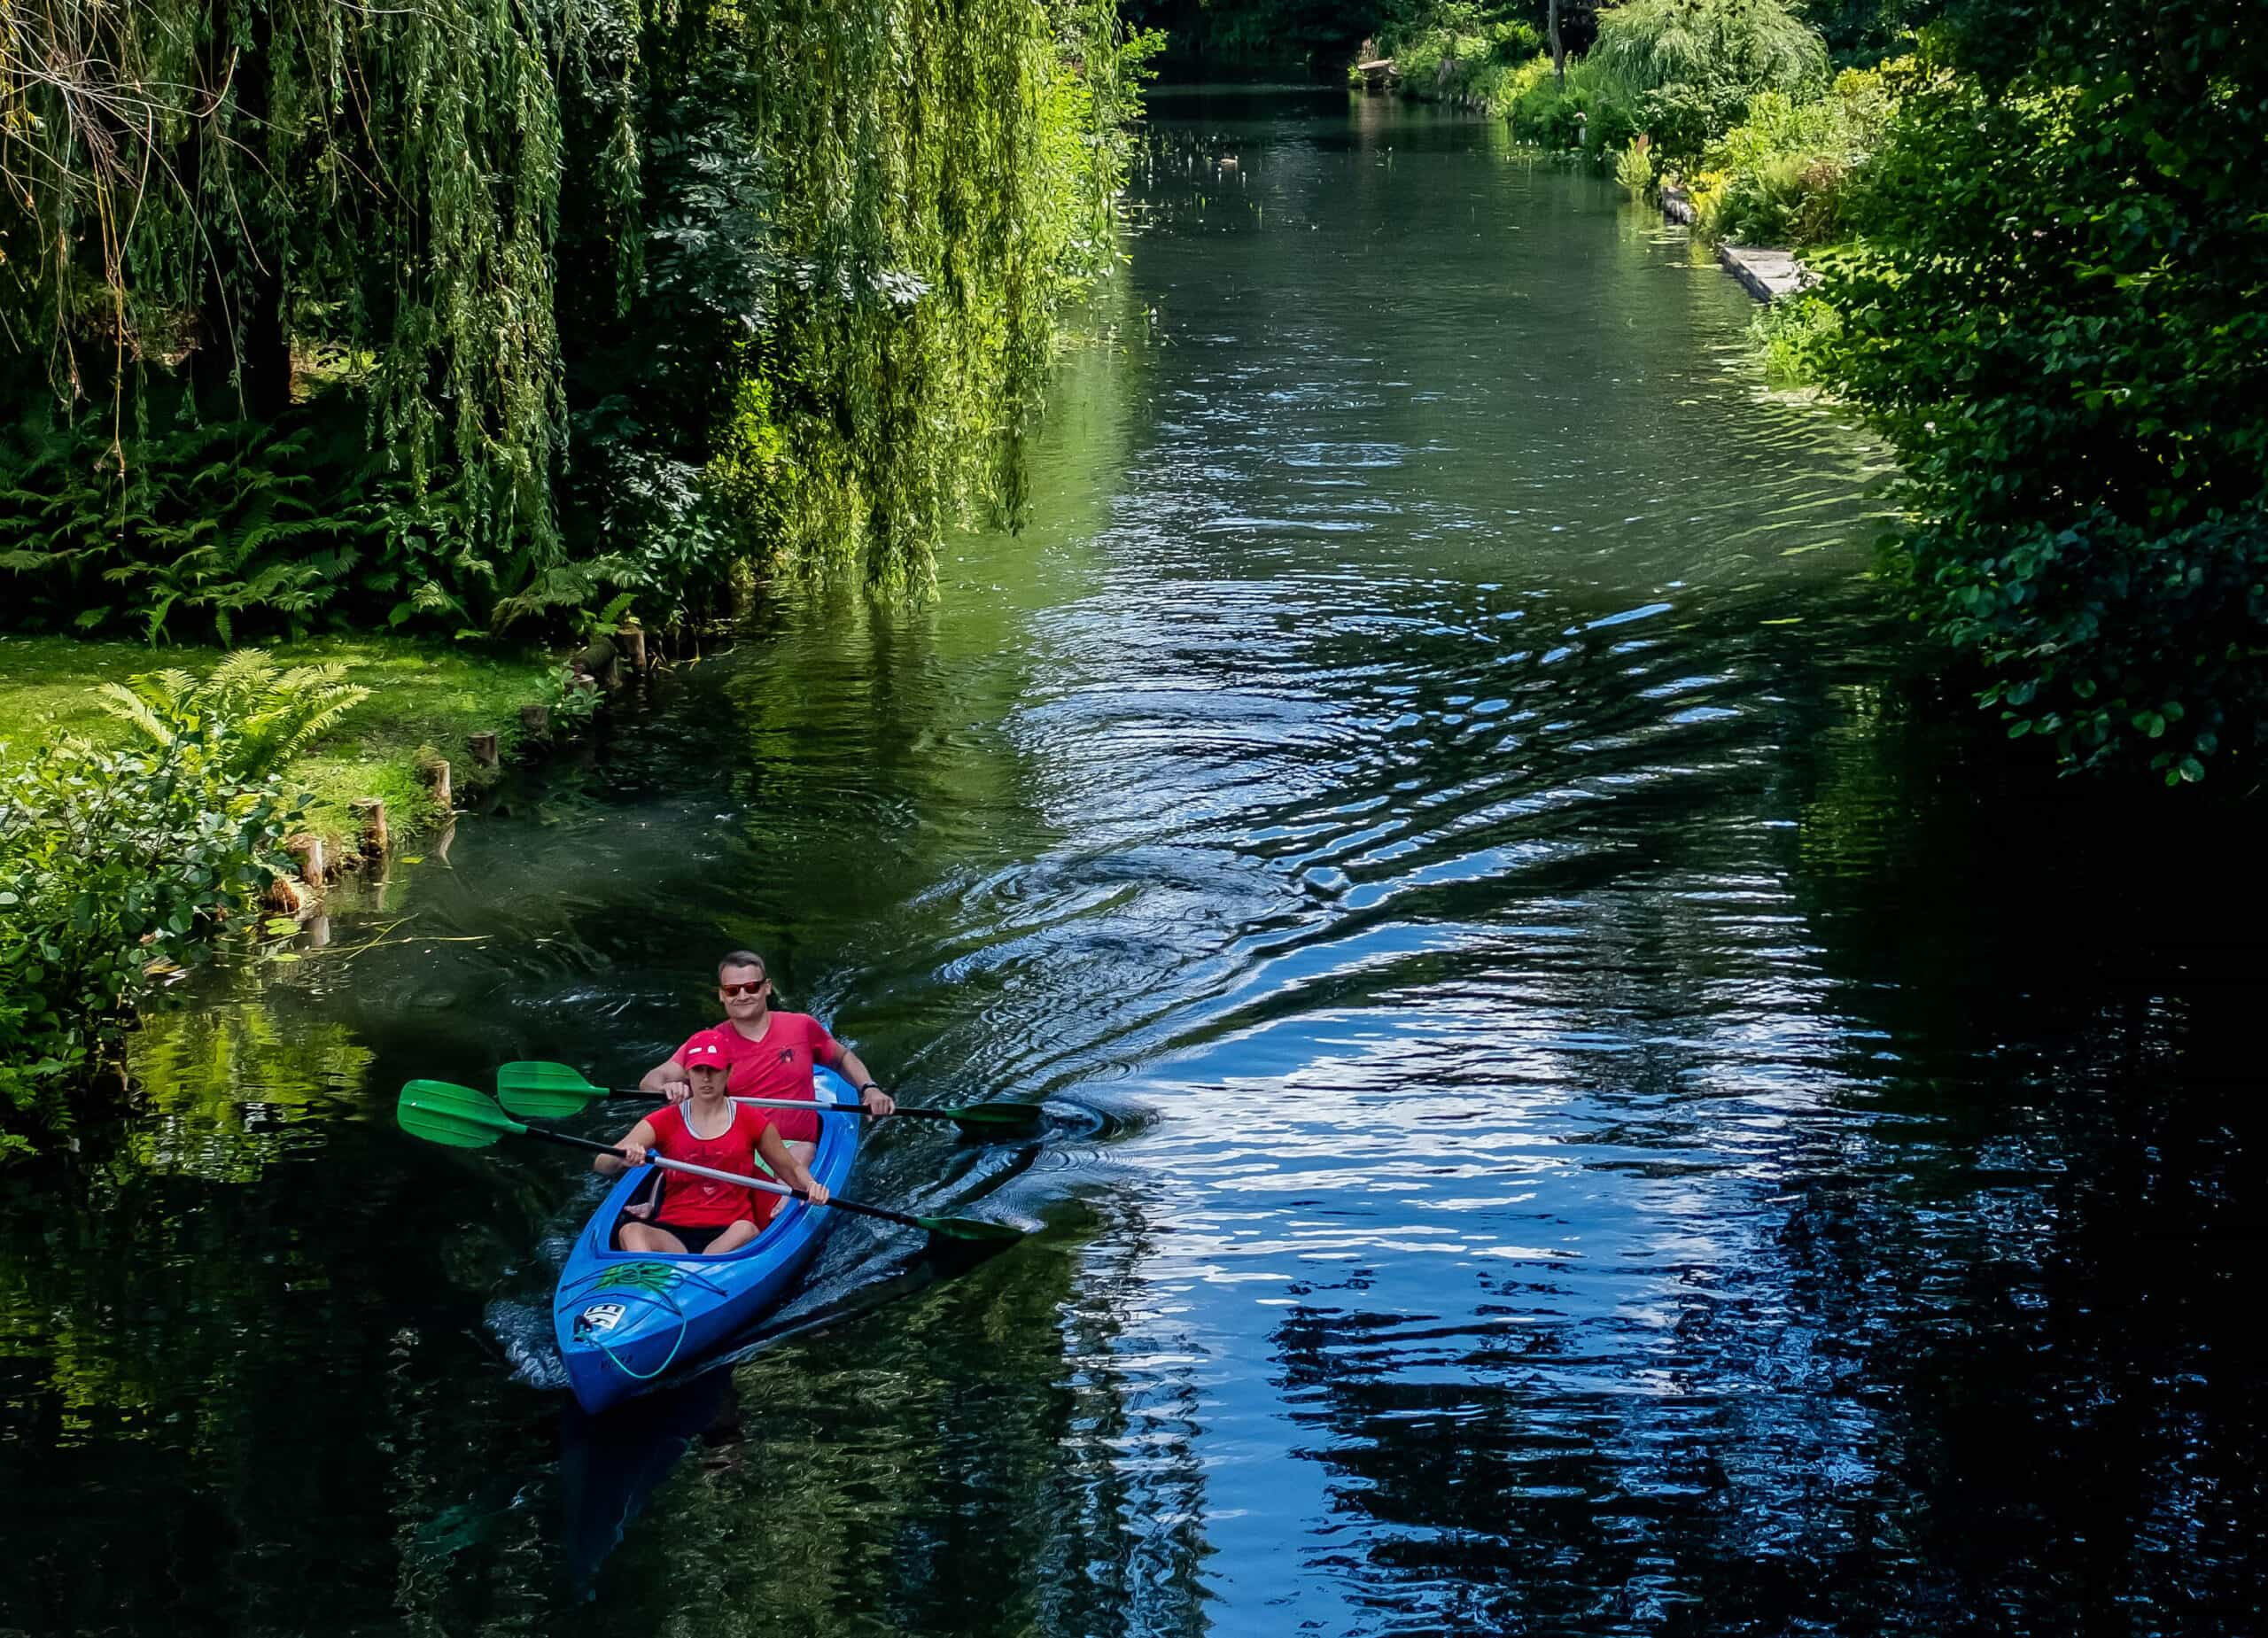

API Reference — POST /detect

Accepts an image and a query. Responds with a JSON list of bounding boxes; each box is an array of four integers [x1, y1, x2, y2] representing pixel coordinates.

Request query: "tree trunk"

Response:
[[189, 21, 291, 421], [1550, 0, 1565, 84]]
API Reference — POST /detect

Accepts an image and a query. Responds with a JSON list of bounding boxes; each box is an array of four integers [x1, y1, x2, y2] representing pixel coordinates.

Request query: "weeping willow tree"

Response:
[[719, 0, 1144, 591], [0, 0, 572, 593], [0, 0, 1146, 631]]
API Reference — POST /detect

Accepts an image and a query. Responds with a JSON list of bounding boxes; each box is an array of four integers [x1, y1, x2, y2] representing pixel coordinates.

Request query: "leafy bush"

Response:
[[1807, 32, 2268, 780], [1505, 55, 1630, 151], [1749, 291, 1842, 384], [1390, 12, 1545, 110], [1633, 82, 1716, 166], [1592, 0, 1828, 145], [1689, 68, 1897, 244], [0, 652, 357, 1152]]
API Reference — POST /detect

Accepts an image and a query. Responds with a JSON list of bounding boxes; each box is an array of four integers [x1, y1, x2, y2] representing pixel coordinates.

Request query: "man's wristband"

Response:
[[858, 1082, 882, 1094]]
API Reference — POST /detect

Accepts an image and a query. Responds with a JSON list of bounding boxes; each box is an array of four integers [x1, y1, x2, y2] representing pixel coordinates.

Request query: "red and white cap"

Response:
[[681, 1029, 732, 1068]]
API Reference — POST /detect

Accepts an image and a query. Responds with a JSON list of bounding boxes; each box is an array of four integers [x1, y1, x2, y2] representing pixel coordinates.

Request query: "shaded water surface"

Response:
[[5, 87, 2265, 1637]]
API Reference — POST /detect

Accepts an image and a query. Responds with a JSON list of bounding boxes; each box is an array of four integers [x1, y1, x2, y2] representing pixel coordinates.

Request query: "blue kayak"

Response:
[[553, 1067, 860, 1413]]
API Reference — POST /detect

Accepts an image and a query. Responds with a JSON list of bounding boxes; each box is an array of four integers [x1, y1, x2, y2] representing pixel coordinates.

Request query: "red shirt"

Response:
[[645, 1101, 778, 1229], [674, 1011, 844, 1144]]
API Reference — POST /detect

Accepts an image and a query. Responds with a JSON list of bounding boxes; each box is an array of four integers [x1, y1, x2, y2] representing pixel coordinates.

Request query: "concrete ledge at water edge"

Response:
[[1658, 186, 1812, 304], [1716, 244, 1814, 304]]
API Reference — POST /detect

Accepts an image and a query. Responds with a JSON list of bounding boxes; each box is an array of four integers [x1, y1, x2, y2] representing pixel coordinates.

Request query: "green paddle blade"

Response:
[[495, 1060, 609, 1119], [399, 1080, 530, 1148], [914, 1215, 1029, 1244], [934, 1101, 1045, 1134]]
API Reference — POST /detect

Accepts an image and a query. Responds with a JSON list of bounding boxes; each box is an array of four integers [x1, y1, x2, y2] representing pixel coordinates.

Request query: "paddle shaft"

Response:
[[518, 1124, 928, 1232], [617, 1087, 982, 1125]]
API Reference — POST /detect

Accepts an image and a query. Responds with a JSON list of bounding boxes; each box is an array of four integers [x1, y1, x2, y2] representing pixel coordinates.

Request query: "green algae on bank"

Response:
[[0, 633, 557, 838]]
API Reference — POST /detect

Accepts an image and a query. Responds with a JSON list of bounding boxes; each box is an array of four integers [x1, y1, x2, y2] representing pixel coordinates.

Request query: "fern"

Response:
[[95, 650, 371, 783]]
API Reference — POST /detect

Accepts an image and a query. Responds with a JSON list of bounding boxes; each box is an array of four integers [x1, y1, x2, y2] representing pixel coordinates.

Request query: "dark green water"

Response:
[[6, 87, 2265, 1636]]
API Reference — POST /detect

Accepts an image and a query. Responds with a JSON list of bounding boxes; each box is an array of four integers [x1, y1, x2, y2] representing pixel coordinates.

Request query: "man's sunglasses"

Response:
[[718, 980, 769, 998]]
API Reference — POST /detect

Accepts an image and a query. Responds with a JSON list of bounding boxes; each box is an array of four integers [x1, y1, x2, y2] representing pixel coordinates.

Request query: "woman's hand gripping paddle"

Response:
[[493, 1060, 1043, 1136], [397, 1080, 1027, 1246]]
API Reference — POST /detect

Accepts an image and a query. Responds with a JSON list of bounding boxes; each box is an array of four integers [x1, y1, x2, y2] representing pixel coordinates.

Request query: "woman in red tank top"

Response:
[[593, 1030, 831, 1255]]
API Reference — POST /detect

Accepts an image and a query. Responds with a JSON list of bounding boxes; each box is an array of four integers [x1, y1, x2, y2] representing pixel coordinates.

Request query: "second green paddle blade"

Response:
[[495, 1060, 607, 1120]]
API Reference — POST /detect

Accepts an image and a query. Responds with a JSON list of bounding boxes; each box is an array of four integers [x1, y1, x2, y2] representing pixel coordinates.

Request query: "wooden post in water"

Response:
[[619, 621, 648, 674], [350, 797, 389, 861], [421, 755, 454, 813], [284, 834, 326, 889], [469, 731, 500, 768], [520, 703, 551, 739]]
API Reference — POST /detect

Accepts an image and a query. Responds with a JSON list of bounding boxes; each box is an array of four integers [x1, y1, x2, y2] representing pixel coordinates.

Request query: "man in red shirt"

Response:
[[637, 950, 895, 1165], [599, 1029, 830, 1256]]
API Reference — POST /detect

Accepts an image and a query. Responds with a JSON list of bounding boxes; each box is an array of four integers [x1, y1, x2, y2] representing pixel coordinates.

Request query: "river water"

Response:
[[6, 87, 2264, 1637]]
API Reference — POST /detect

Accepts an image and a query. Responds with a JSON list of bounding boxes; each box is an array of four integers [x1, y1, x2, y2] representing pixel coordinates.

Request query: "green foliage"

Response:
[[3, 0, 1150, 634], [1616, 136, 1657, 194], [0, 404, 516, 642], [92, 650, 371, 785], [1389, 10, 1545, 110], [1505, 54, 1627, 151], [1590, 0, 1829, 151], [1805, 9, 2268, 779], [540, 666, 604, 738], [1, 0, 571, 575], [1632, 82, 1718, 165], [0, 655, 338, 1151], [1689, 69, 1894, 243], [1749, 291, 1842, 384], [1798, 0, 1942, 65]]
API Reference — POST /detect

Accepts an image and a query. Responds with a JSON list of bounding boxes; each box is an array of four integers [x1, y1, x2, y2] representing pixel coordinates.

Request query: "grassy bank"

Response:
[[0, 635, 557, 839]]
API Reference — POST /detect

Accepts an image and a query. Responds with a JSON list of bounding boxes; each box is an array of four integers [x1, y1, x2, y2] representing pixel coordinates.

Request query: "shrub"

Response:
[[1749, 291, 1842, 384], [1808, 44, 2268, 780], [1390, 15, 1546, 111], [1634, 82, 1715, 167], [1592, 0, 1829, 102], [92, 650, 371, 785], [0, 403, 501, 642], [0, 652, 361, 1153], [1591, 0, 1829, 151], [1500, 53, 1637, 155], [1688, 67, 1899, 245]]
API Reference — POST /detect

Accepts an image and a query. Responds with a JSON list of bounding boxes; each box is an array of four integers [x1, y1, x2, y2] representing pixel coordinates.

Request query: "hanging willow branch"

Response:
[[1, 0, 577, 574]]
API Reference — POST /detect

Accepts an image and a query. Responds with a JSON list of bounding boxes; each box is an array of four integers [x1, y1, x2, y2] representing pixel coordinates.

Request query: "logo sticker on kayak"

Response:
[[594, 1261, 683, 1294], [576, 1302, 628, 1336]]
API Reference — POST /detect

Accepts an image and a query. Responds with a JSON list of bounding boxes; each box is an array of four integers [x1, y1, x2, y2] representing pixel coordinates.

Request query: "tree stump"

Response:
[[572, 634, 620, 687], [520, 703, 551, 738], [284, 833, 326, 889], [618, 623, 648, 673], [469, 732, 500, 767], [263, 874, 309, 916], [349, 796, 389, 860], [421, 756, 453, 811]]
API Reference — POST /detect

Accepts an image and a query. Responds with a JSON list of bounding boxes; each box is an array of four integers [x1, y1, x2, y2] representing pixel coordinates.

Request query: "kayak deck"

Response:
[[553, 1067, 860, 1412]]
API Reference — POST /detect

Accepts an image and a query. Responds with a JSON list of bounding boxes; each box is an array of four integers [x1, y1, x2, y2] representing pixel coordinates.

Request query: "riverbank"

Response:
[[0, 634, 559, 842], [1660, 186, 1812, 303]]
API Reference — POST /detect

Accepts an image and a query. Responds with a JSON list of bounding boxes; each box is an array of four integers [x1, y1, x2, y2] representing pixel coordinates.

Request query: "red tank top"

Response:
[[645, 1101, 778, 1229]]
